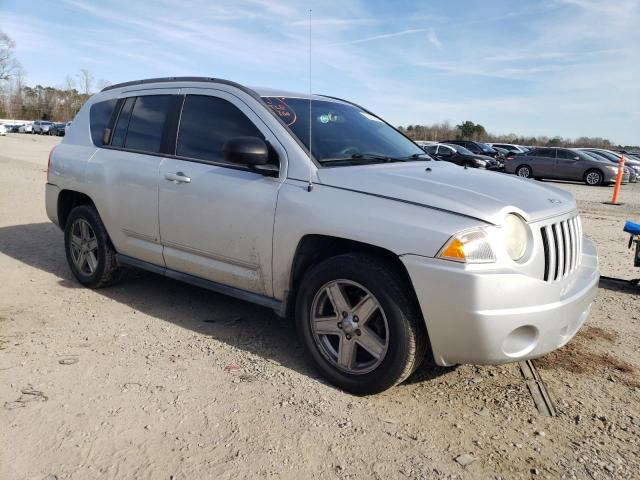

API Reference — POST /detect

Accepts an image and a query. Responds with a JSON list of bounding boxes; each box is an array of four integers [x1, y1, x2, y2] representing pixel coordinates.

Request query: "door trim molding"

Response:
[[115, 254, 282, 312]]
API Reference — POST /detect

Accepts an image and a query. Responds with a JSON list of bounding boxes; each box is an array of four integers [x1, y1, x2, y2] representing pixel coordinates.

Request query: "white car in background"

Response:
[[487, 143, 528, 153], [0, 124, 7, 136], [19, 123, 33, 134]]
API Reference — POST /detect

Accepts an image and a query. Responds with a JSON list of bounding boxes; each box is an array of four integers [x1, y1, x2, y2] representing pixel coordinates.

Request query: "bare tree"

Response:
[[0, 30, 21, 81], [76, 69, 94, 95]]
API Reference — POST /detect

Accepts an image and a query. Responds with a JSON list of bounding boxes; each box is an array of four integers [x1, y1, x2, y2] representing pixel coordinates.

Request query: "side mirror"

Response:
[[222, 137, 270, 166]]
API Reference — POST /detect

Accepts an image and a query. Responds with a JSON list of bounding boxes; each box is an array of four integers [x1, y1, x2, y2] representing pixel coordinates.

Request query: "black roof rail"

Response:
[[101, 76, 260, 98]]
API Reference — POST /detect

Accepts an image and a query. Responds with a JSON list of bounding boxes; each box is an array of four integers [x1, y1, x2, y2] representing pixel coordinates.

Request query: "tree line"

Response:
[[1, 28, 637, 148], [0, 30, 107, 122], [398, 121, 638, 150]]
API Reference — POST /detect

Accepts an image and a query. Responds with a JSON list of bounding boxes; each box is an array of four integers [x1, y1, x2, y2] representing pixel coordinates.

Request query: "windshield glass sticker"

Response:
[[263, 97, 297, 126]]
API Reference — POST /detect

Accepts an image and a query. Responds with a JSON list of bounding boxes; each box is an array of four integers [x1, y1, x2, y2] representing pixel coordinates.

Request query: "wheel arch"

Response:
[[57, 189, 96, 229], [284, 234, 420, 320], [584, 168, 604, 185]]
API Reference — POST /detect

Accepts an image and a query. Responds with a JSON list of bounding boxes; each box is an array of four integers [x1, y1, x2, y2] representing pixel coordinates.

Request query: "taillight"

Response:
[[47, 146, 56, 182]]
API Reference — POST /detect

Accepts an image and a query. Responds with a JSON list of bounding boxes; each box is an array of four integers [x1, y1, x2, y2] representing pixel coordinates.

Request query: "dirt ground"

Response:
[[1, 133, 639, 479]]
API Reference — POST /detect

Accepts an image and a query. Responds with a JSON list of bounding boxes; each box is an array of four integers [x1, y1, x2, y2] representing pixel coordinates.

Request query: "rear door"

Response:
[[157, 89, 285, 296], [88, 90, 178, 266]]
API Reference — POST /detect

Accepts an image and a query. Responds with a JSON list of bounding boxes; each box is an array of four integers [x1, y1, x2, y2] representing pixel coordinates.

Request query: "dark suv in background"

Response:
[[424, 143, 500, 169], [443, 140, 501, 159]]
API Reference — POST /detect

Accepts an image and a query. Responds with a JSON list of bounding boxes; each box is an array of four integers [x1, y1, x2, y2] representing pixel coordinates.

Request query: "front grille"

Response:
[[540, 215, 582, 282]]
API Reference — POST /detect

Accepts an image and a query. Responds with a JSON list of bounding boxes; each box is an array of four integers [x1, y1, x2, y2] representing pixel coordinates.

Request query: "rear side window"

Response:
[[124, 95, 172, 153], [111, 97, 135, 148], [89, 99, 117, 146], [176, 95, 264, 163]]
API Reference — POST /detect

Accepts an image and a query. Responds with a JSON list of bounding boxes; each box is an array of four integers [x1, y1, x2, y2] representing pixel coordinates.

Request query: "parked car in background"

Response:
[[49, 123, 66, 136], [487, 143, 528, 154], [65, 121, 72, 135], [33, 120, 53, 134], [423, 143, 499, 169], [580, 149, 638, 183], [414, 140, 438, 148], [18, 123, 33, 133], [443, 140, 501, 160], [0, 124, 6, 136], [44, 76, 599, 394], [506, 147, 628, 186]]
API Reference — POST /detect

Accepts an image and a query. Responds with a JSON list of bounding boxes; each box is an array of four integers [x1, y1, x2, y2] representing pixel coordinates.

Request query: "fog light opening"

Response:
[[503, 325, 539, 358]]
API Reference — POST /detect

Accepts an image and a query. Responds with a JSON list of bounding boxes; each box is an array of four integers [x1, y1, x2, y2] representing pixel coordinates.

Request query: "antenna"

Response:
[[307, 8, 314, 192]]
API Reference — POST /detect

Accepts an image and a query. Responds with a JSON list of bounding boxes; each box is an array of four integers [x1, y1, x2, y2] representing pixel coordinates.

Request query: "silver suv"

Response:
[[45, 77, 599, 394]]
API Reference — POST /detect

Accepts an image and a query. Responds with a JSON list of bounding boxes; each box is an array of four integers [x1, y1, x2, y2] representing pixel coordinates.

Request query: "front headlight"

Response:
[[503, 213, 528, 261], [437, 229, 496, 263]]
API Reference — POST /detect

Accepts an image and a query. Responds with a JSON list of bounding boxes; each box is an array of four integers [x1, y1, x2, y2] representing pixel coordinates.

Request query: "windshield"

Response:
[[262, 97, 426, 163], [587, 150, 619, 162], [478, 143, 495, 153]]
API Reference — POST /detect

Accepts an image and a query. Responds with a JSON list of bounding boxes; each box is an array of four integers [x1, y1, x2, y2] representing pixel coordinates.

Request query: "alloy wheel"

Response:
[[517, 166, 531, 177], [69, 218, 99, 276], [586, 171, 601, 185], [310, 279, 389, 375]]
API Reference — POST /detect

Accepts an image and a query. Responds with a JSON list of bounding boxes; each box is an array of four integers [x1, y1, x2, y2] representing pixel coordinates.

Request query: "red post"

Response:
[[610, 153, 625, 204]]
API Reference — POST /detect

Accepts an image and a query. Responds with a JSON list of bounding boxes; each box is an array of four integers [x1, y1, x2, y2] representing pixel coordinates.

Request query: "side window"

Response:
[[124, 95, 172, 153], [89, 98, 117, 146], [176, 95, 265, 163], [111, 97, 135, 148], [557, 149, 575, 160]]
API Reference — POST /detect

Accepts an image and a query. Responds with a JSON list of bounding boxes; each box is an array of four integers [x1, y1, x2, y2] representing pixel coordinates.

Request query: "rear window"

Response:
[[111, 97, 135, 148], [124, 95, 172, 153], [89, 99, 117, 146]]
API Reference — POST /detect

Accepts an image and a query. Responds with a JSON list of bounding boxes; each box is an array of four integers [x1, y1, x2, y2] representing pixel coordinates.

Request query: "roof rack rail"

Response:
[[101, 77, 258, 98]]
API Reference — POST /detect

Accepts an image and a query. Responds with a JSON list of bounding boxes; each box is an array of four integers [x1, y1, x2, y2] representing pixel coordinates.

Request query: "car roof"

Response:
[[101, 76, 343, 103]]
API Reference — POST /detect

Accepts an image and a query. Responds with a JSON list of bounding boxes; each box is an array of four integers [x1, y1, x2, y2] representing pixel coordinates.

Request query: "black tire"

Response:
[[64, 204, 122, 288], [584, 169, 603, 186], [463, 161, 475, 168], [295, 253, 428, 395], [516, 165, 533, 178]]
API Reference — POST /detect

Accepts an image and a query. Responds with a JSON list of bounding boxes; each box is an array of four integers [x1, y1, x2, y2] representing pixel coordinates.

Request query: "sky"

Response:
[[1, 0, 639, 144]]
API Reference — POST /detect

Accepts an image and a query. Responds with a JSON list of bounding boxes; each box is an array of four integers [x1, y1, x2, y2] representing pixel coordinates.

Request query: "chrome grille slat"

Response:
[[540, 214, 582, 282]]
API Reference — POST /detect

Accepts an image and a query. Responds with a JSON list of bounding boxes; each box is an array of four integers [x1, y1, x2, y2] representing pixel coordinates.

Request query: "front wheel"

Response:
[[64, 204, 123, 288], [296, 253, 427, 394]]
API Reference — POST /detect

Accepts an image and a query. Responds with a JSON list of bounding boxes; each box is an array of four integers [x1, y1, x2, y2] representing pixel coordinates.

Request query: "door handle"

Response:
[[165, 172, 191, 183]]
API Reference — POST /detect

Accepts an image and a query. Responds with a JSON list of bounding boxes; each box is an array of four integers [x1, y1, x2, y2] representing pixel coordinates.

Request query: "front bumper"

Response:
[[402, 237, 599, 366]]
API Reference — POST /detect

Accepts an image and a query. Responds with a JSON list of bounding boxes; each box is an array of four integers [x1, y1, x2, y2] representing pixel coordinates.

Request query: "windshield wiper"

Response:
[[319, 152, 430, 165]]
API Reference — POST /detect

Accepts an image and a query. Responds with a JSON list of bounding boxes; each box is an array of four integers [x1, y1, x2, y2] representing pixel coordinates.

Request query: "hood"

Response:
[[317, 161, 576, 225]]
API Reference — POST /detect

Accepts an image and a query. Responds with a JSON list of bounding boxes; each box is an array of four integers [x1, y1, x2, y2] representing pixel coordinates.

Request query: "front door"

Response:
[[158, 90, 285, 296]]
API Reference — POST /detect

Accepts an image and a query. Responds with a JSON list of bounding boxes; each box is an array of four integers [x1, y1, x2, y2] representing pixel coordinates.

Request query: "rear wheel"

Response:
[[584, 169, 603, 186], [296, 253, 427, 394], [64, 205, 123, 288], [463, 161, 474, 168], [516, 165, 533, 178]]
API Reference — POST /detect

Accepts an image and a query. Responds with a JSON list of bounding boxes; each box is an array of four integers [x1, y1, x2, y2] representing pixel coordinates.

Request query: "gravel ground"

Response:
[[1, 133, 639, 479]]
